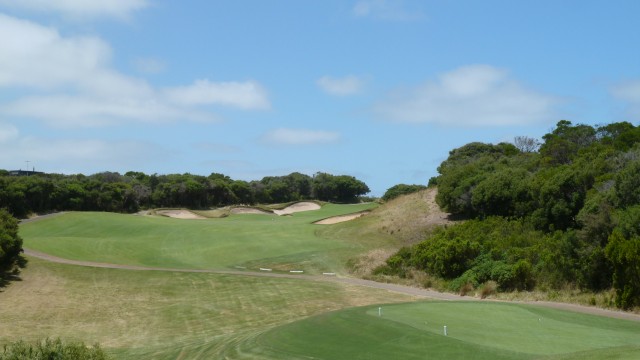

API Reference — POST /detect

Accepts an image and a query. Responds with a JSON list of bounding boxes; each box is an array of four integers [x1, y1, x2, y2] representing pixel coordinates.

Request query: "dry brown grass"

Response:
[[372, 188, 454, 246], [347, 248, 396, 277], [479, 281, 498, 299]]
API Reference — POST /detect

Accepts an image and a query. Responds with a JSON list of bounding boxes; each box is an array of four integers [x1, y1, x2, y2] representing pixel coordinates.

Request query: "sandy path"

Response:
[[22, 248, 640, 322]]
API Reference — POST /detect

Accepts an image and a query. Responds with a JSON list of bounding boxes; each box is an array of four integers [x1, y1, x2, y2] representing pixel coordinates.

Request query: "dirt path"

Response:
[[22, 248, 640, 322]]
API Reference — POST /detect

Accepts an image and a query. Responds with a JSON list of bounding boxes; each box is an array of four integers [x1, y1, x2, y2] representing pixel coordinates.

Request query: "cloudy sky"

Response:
[[0, 1, 638, 195]]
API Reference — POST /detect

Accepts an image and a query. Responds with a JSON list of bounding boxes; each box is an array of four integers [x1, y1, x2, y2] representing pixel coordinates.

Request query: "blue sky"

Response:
[[0, 0, 638, 196]]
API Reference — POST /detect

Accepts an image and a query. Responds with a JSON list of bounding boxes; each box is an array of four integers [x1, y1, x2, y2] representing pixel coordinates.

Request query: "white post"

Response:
[[378, 307, 382, 317], [444, 325, 447, 336]]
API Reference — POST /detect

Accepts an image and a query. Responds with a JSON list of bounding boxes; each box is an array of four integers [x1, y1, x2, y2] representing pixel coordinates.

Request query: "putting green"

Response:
[[249, 301, 640, 359], [20, 203, 379, 273]]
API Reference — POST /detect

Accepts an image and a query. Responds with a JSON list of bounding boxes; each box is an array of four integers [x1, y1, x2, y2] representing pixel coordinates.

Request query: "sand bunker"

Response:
[[157, 210, 206, 220], [314, 211, 369, 225], [230, 207, 273, 215], [273, 202, 321, 216]]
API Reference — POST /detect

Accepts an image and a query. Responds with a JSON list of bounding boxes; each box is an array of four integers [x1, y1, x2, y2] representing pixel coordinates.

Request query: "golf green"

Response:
[[249, 301, 640, 359]]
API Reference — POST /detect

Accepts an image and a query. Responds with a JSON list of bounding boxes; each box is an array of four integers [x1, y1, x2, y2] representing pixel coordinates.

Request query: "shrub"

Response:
[[0, 338, 109, 360], [459, 282, 475, 296], [479, 281, 498, 299]]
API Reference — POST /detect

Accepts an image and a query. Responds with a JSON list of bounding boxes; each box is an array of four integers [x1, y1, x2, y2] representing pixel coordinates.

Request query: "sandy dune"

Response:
[[156, 210, 206, 220]]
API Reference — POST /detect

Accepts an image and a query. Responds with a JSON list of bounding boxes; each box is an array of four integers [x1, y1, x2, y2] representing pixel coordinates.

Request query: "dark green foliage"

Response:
[[0, 209, 26, 285], [604, 207, 640, 309], [394, 121, 640, 307], [539, 120, 596, 165], [412, 229, 481, 278], [471, 167, 531, 217], [381, 184, 427, 202], [311, 173, 369, 203], [614, 157, 640, 208], [0, 171, 370, 217], [0, 338, 109, 360]]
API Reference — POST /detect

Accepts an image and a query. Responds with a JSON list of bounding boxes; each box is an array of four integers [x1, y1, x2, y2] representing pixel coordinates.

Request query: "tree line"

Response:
[[378, 120, 640, 309], [0, 171, 370, 219]]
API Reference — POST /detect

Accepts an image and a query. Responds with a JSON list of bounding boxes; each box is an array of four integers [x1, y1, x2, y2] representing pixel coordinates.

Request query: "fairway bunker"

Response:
[[314, 211, 370, 225], [156, 210, 206, 219], [273, 202, 321, 215], [230, 207, 273, 215]]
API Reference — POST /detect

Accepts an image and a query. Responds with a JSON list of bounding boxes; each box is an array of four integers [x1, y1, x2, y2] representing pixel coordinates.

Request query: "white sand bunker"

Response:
[[274, 202, 321, 216], [231, 207, 273, 215], [314, 211, 370, 225], [157, 210, 206, 220]]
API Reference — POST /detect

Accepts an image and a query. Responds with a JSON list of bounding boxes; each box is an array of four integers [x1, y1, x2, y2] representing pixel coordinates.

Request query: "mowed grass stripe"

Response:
[[251, 302, 640, 359], [0, 257, 416, 359], [20, 203, 378, 273]]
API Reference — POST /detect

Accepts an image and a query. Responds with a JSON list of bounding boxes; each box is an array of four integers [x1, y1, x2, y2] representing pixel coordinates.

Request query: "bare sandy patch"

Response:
[[157, 210, 206, 220], [314, 211, 370, 225], [273, 202, 321, 216], [230, 207, 273, 215]]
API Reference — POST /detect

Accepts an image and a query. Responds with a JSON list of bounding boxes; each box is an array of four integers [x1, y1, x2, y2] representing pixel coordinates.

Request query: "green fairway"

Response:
[[251, 302, 640, 359], [20, 203, 379, 273]]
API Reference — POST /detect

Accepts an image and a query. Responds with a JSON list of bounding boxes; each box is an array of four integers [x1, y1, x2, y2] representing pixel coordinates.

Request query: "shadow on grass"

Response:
[[0, 255, 27, 290]]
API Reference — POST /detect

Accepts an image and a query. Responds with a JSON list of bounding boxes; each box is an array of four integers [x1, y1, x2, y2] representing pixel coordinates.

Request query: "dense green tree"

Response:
[[605, 229, 640, 309], [471, 167, 531, 217], [539, 120, 596, 165], [0, 170, 370, 216], [614, 157, 640, 208], [382, 184, 427, 201], [436, 142, 519, 215], [0, 209, 26, 285], [386, 121, 640, 307]]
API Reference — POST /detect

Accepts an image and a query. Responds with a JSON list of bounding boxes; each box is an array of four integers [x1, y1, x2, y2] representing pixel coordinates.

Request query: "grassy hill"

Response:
[[6, 198, 638, 358]]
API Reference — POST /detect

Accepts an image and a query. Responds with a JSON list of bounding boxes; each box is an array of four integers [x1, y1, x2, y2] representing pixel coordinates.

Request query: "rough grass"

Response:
[[328, 189, 455, 278], [0, 257, 416, 359], [249, 301, 640, 359], [20, 203, 377, 274]]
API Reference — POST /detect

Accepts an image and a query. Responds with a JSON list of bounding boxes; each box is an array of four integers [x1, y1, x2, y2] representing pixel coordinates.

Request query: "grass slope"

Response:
[[20, 203, 378, 274], [251, 302, 640, 359], [0, 257, 415, 359]]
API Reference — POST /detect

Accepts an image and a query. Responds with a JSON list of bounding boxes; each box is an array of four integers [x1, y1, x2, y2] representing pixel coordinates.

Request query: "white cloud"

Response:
[[3, 95, 215, 127], [0, 0, 149, 20], [0, 122, 18, 142], [374, 65, 559, 126], [317, 75, 364, 96], [133, 57, 167, 74], [261, 128, 341, 145], [0, 136, 170, 173], [353, 0, 423, 21], [0, 14, 270, 127], [611, 80, 640, 117], [164, 80, 270, 110], [0, 13, 112, 89]]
